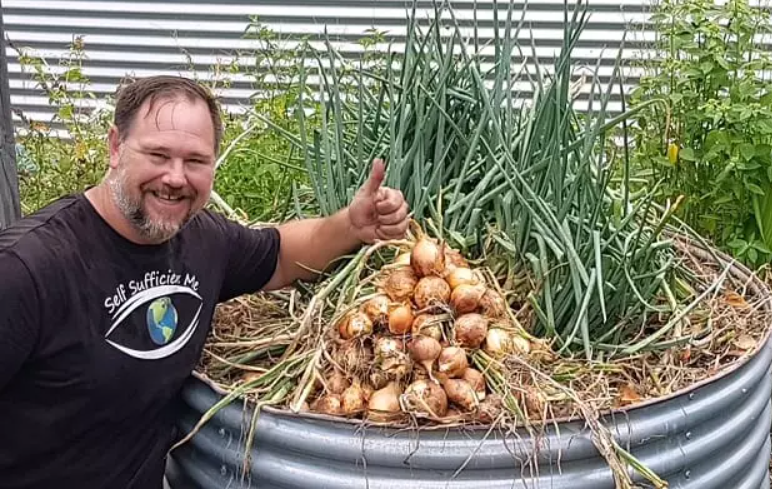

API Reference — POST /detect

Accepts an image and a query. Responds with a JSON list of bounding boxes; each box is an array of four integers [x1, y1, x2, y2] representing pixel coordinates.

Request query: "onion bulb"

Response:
[[450, 283, 486, 314], [461, 368, 487, 401], [411, 237, 445, 277], [362, 294, 390, 325], [374, 337, 412, 379], [454, 313, 488, 349], [383, 267, 418, 302], [400, 380, 448, 419], [334, 339, 373, 373], [341, 381, 367, 415], [311, 394, 342, 416], [394, 252, 412, 266], [479, 289, 508, 319], [414, 276, 451, 310], [483, 328, 513, 358], [476, 393, 503, 424], [445, 267, 479, 290], [438, 346, 468, 378], [444, 245, 469, 270], [338, 311, 373, 340], [367, 382, 402, 422], [412, 314, 444, 341], [523, 387, 546, 415], [388, 303, 414, 335], [408, 335, 442, 380], [511, 334, 531, 356], [327, 369, 350, 395], [440, 377, 479, 412]]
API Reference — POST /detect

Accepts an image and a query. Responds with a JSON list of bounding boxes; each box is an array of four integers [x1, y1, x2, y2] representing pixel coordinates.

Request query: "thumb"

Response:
[[362, 158, 386, 196]]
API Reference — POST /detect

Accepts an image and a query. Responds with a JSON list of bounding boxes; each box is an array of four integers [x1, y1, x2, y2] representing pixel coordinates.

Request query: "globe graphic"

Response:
[[146, 297, 178, 345]]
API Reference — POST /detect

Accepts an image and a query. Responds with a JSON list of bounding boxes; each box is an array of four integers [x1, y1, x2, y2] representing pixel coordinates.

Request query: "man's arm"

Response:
[[0, 252, 40, 391], [263, 159, 409, 291]]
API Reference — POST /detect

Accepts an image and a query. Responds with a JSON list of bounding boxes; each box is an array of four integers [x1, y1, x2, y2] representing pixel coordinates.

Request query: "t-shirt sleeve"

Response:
[[0, 252, 41, 391], [212, 213, 281, 302]]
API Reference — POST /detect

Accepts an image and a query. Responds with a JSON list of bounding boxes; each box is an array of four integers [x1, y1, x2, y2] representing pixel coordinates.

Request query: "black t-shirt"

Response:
[[0, 193, 280, 487]]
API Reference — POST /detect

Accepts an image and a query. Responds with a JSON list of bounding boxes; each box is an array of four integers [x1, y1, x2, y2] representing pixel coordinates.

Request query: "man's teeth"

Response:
[[153, 192, 183, 201]]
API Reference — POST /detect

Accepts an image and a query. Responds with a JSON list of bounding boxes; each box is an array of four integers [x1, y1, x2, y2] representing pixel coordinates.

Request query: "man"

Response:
[[0, 75, 409, 487]]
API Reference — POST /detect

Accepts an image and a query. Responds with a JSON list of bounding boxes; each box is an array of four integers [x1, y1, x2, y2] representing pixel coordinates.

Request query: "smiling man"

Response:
[[0, 76, 409, 487]]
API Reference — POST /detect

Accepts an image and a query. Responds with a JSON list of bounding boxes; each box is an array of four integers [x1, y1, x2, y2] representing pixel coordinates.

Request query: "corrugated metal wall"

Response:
[[3, 0, 655, 131]]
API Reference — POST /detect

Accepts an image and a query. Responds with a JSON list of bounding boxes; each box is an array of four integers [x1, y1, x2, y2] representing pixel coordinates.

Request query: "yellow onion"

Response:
[[414, 276, 451, 310], [408, 335, 442, 379], [479, 289, 508, 319], [341, 381, 367, 415], [411, 236, 445, 277], [438, 346, 468, 378], [476, 393, 503, 424], [440, 377, 479, 412], [412, 314, 444, 341], [367, 382, 402, 422], [443, 245, 469, 270], [388, 303, 414, 335], [445, 267, 479, 290], [338, 311, 373, 340], [523, 386, 546, 415], [327, 369, 350, 395], [461, 368, 487, 401], [450, 283, 486, 314], [483, 328, 513, 358], [374, 337, 412, 379], [512, 334, 532, 356], [454, 313, 488, 349], [369, 369, 391, 390], [383, 267, 418, 302], [334, 339, 373, 373], [400, 379, 448, 419], [362, 294, 390, 325], [361, 383, 375, 402], [311, 394, 343, 416]]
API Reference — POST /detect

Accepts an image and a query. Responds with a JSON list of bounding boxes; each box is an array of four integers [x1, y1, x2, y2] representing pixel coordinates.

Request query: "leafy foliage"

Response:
[[630, 0, 772, 267]]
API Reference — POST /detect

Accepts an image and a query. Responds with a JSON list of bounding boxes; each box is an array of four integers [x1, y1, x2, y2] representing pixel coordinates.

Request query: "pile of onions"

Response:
[[308, 229, 537, 424]]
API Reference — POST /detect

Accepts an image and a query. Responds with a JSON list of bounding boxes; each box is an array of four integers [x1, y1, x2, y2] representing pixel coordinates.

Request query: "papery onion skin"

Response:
[[384, 267, 418, 302], [441, 377, 479, 412], [338, 311, 373, 340], [388, 303, 414, 335], [438, 346, 469, 378], [411, 238, 445, 277], [367, 382, 402, 422], [479, 289, 508, 319], [312, 394, 343, 416], [450, 283, 486, 314], [414, 276, 452, 310], [402, 380, 448, 418], [362, 294, 391, 325], [454, 313, 488, 349], [461, 368, 487, 401], [445, 267, 478, 290]]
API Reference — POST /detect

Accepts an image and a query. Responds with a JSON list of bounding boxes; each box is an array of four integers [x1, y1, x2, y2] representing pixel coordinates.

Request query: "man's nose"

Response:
[[162, 159, 186, 188]]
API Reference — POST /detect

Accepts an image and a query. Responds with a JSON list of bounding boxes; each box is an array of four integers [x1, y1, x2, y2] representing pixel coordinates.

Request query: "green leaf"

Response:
[[746, 183, 765, 196], [727, 238, 746, 249], [748, 247, 758, 263], [752, 241, 772, 254], [680, 148, 696, 161], [740, 143, 756, 161]]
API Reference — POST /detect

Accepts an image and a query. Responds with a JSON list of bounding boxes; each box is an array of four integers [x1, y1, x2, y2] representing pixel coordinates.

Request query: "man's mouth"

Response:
[[151, 191, 187, 203]]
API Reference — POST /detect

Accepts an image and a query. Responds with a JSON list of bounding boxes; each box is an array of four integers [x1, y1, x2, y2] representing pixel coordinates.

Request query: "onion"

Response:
[[408, 335, 442, 380], [412, 314, 444, 341], [367, 382, 402, 422], [383, 267, 418, 302], [461, 368, 487, 401], [362, 294, 391, 325], [369, 369, 391, 390], [411, 236, 445, 277], [511, 334, 532, 356], [523, 386, 546, 415], [341, 381, 367, 415], [450, 283, 486, 314], [476, 393, 503, 424], [311, 394, 342, 416], [334, 339, 373, 373], [479, 289, 508, 319], [484, 328, 513, 358], [400, 380, 448, 419], [414, 276, 451, 310], [388, 303, 414, 335], [454, 313, 488, 349], [438, 346, 468, 378], [327, 369, 350, 395], [440, 377, 479, 412], [445, 267, 478, 290], [374, 337, 412, 379], [443, 246, 469, 270], [394, 252, 412, 266], [338, 311, 373, 340]]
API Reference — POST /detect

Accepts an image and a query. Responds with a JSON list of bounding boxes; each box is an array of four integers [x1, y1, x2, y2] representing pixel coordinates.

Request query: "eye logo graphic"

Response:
[[105, 285, 203, 360], [146, 297, 178, 345]]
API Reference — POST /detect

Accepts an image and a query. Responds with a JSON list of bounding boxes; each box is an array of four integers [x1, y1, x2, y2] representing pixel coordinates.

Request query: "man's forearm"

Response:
[[271, 207, 362, 287]]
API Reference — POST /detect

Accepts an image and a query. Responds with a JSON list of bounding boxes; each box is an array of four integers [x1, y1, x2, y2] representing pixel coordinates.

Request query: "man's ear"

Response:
[[108, 126, 122, 170]]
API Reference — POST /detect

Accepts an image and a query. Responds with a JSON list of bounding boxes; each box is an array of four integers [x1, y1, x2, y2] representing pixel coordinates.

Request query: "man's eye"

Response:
[[151, 152, 168, 160]]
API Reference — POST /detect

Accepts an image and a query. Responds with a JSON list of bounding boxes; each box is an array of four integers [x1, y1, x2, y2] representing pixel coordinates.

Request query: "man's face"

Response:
[[107, 96, 216, 243]]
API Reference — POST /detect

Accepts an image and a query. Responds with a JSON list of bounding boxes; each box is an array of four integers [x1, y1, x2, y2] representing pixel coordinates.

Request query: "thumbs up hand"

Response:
[[348, 159, 409, 244]]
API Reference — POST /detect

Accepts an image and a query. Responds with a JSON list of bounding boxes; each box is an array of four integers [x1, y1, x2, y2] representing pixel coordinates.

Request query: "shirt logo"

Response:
[[103, 271, 203, 360]]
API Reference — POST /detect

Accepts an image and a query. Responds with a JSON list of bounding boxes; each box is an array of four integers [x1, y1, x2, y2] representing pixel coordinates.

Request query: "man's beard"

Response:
[[108, 160, 194, 244]]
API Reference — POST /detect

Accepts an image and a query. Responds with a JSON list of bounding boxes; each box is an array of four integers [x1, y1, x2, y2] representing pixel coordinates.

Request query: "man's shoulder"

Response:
[[0, 194, 86, 268]]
